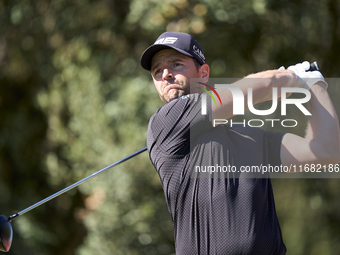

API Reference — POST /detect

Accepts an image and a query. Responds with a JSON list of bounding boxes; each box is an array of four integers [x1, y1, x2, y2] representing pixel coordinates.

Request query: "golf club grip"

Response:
[[307, 61, 319, 71]]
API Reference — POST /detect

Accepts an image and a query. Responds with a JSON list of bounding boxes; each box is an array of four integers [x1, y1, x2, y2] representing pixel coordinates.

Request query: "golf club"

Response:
[[0, 146, 147, 252], [308, 61, 319, 71]]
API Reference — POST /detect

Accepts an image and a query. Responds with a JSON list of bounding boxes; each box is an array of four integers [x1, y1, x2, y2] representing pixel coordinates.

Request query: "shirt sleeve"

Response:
[[147, 93, 213, 156], [265, 130, 285, 166]]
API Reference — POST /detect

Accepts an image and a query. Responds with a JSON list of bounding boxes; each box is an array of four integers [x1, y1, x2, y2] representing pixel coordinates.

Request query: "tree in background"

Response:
[[0, 0, 339, 254]]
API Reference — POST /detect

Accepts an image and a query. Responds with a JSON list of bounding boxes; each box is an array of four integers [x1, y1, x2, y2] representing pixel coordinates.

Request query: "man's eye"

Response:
[[174, 63, 182, 67], [154, 69, 162, 75]]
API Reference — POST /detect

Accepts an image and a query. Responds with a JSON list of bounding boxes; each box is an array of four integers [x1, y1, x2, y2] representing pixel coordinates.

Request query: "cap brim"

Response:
[[140, 44, 193, 71]]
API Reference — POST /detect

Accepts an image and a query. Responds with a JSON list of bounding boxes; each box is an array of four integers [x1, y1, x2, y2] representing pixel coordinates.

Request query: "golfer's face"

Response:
[[151, 49, 202, 104]]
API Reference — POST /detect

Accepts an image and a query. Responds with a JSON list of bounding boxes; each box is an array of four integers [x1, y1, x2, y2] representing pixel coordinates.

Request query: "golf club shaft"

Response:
[[8, 147, 148, 221]]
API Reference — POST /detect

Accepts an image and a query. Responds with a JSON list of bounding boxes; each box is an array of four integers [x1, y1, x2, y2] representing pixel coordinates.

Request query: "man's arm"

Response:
[[281, 81, 340, 166], [210, 65, 340, 166], [212, 69, 297, 120]]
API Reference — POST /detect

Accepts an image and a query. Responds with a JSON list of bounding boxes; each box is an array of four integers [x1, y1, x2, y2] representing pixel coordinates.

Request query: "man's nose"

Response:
[[162, 68, 173, 80]]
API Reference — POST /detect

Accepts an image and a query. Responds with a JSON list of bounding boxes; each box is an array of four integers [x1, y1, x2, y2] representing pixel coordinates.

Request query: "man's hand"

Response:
[[287, 61, 328, 90]]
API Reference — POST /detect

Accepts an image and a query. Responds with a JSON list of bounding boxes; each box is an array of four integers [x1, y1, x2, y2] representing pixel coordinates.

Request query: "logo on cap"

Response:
[[154, 37, 178, 45], [193, 45, 206, 62]]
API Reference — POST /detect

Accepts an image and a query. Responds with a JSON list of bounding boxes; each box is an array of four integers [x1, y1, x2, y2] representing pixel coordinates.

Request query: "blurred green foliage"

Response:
[[0, 0, 340, 254]]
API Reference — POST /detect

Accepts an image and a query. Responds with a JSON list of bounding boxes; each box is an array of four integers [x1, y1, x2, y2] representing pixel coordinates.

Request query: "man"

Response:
[[140, 32, 340, 254]]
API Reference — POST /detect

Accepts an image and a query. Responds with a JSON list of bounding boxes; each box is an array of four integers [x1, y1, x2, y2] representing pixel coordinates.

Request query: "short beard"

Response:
[[161, 88, 188, 104]]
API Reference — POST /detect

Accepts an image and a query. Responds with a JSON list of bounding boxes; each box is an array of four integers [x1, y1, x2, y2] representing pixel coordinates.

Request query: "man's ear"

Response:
[[200, 64, 210, 80]]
